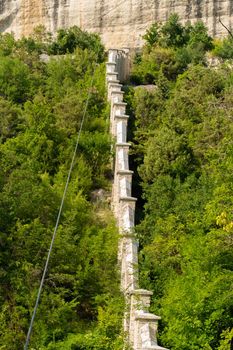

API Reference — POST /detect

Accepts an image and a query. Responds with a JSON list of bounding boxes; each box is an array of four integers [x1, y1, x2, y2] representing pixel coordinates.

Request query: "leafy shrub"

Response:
[[48, 26, 105, 62], [132, 15, 214, 84], [0, 26, 121, 350], [212, 36, 233, 59], [129, 44, 233, 350]]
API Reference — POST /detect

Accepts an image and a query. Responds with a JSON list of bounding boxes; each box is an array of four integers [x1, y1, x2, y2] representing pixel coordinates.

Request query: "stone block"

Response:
[[131, 289, 153, 313], [118, 196, 137, 233], [115, 118, 128, 143], [112, 170, 133, 217], [106, 62, 117, 73], [110, 102, 127, 136], [120, 236, 139, 292], [107, 72, 118, 82], [113, 172, 133, 212], [108, 82, 122, 101], [119, 175, 132, 197], [111, 90, 124, 104], [107, 79, 120, 86], [128, 289, 170, 350], [115, 143, 130, 171], [108, 49, 130, 82], [108, 49, 119, 63], [113, 101, 127, 116]]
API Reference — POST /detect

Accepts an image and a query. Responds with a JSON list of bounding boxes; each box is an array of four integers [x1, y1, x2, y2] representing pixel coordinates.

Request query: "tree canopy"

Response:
[[1, 15, 233, 350], [127, 14, 233, 350], [0, 27, 124, 350]]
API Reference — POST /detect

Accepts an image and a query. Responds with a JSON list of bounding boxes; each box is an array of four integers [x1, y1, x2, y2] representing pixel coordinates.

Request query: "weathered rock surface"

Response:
[[0, 0, 232, 48]]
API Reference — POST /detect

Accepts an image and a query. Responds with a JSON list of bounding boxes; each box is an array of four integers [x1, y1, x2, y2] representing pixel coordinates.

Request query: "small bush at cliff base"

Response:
[[212, 36, 233, 59], [133, 14, 214, 84], [48, 26, 105, 62], [143, 14, 213, 51]]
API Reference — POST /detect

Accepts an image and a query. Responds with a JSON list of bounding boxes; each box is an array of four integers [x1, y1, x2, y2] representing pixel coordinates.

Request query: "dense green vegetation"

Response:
[[0, 27, 124, 349], [1, 16, 233, 350], [127, 14, 233, 350]]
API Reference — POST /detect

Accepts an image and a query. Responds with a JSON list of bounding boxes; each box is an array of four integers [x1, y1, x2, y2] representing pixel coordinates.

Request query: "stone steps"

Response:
[[106, 49, 169, 350]]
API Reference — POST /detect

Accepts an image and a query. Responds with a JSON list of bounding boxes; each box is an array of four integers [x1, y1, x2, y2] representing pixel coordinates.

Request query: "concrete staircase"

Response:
[[106, 49, 168, 350]]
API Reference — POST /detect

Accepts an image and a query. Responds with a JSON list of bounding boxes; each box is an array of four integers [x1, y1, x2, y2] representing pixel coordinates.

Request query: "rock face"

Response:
[[0, 0, 232, 48]]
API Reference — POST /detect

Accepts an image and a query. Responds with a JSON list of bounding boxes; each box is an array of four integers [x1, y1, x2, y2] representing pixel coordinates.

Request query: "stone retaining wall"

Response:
[[106, 49, 169, 350]]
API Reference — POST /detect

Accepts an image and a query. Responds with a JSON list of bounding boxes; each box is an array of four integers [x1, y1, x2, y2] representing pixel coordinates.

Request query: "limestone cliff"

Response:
[[0, 0, 232, 48]]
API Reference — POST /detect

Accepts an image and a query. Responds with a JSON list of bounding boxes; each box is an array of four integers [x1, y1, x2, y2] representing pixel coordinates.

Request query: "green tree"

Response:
[[48, 26, 105, 62], [0, 57, 32, 103], [128, 46, 233, 349], [0, 26, 121, 350], [213, 36, 233, 59]]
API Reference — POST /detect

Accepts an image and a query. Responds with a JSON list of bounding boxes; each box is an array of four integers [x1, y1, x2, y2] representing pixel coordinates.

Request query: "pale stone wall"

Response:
[[0, 0, 233, 49], [106, 49, 169, 350]]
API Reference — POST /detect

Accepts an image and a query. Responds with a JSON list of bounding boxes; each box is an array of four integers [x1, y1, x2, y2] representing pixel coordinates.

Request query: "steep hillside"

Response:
[[0, 28, 124, 350], [126, 16, 233, 350], [1, 18, 233, 350]]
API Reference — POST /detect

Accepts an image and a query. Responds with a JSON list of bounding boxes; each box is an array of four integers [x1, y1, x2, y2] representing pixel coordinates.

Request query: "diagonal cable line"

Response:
[[23, 1, 129, 347], [24, 63, 97, 350]]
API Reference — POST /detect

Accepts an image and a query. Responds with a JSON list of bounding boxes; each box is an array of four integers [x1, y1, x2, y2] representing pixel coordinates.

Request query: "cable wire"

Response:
[[23, 0, 128, 347], [24, 64, 97, 350]]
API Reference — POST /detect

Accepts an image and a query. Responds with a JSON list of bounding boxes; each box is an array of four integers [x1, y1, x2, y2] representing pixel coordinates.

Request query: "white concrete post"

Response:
[[114, 101, 127, 116], [120, 235, 139, 293], [115, 143, 130, 171], [130, 290, 168, 350], [106, 62, 117, 73], [107, 71, 118, 82], [108, 82, 122, 101], [110, 101, 127, 136], [108, 49, 119, 63], [110, 91, 125, 135], [114, 115, 129, 142]]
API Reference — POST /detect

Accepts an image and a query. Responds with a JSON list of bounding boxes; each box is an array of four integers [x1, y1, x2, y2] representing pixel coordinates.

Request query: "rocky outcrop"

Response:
[[0, 0, 232, 48]]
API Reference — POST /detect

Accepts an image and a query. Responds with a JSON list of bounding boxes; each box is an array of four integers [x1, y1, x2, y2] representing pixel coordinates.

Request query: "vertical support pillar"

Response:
[[114, 114, 129, 142], [110, 101, 127, 136], [130, 290, 168, 350], [112, 143, 131, 215], [108, 82, 122, 101], [108, 48, 130, 82]]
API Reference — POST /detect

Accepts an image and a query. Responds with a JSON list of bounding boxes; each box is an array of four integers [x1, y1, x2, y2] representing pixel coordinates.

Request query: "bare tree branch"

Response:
[[219, 16, 233, 39]]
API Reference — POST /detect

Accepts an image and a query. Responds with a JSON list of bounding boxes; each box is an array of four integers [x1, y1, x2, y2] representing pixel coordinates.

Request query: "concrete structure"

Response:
[[0, 1, 233, 49], [106, 49, 168, 350]]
